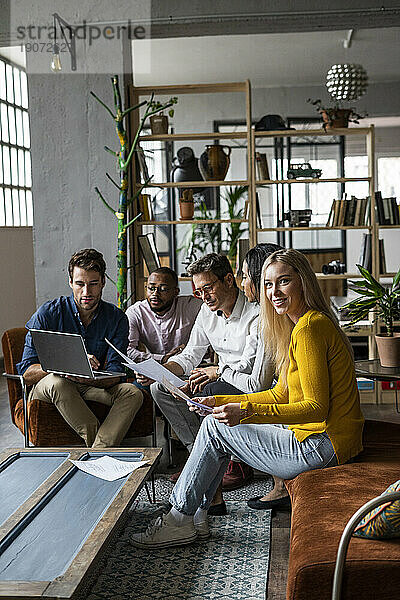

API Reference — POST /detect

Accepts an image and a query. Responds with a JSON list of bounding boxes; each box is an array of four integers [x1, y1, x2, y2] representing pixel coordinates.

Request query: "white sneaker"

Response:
[[131, 514, 198, 549], [194, 519, 210, 540]]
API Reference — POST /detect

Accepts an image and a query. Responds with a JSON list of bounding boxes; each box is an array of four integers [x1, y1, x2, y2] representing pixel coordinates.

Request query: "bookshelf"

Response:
[[128, 84, 389, 360], [250, 125, 379, 358]]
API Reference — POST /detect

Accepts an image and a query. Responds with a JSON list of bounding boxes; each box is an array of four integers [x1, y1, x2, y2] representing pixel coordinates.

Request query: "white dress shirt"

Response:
[[220, 335, 274, 393], [171, 289, 264, 390]]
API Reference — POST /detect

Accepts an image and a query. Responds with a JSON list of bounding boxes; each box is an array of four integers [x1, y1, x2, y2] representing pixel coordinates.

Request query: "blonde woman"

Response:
[[132, 249, 364, 549]]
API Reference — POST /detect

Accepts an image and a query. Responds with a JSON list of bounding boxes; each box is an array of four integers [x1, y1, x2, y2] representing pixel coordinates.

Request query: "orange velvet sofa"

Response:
[[285, 420, 400, 600]]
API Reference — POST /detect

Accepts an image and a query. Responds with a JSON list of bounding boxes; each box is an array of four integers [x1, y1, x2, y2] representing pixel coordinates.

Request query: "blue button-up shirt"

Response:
[[17, 294, 129, 376]]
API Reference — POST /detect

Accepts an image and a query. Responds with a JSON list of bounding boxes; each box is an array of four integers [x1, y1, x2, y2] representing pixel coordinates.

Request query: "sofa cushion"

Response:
[[353, 479, 400, 539], [285, 462, 400, 600]]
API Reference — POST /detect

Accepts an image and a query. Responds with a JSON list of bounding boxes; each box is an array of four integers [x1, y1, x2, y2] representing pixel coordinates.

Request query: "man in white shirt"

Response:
[[126, 267, 202, 363], [149, 254, 273, 494]]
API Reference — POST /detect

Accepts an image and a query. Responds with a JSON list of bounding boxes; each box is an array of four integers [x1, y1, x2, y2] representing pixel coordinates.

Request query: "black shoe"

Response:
[[208, 501, 227, 516], [247, 495, 291, 511]]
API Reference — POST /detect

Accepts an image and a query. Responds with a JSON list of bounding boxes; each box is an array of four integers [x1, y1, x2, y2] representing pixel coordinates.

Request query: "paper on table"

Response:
[[162, 377, 213, 413], [105, 337, 186, 388], [70, 455, 149, 481]]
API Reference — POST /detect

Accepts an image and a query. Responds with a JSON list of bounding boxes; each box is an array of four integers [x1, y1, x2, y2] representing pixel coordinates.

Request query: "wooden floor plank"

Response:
[[267, 511, 291, 600]]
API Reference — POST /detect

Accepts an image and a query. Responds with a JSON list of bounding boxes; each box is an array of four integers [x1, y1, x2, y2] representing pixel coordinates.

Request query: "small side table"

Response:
[[355, 359, 400, 413]]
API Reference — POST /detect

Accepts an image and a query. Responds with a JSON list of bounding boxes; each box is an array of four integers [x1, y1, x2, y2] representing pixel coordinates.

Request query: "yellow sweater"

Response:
[[214, 310, 364, 464]]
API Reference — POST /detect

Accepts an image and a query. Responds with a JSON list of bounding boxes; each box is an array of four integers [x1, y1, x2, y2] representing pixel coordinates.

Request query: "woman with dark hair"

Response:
[[241, 243, 282, 302], [132, 249, 363, 550]]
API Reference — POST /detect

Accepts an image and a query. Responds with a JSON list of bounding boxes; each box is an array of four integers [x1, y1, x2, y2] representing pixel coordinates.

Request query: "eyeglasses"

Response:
[[193, 278, 220, 298], [146, 285, 173, 294]]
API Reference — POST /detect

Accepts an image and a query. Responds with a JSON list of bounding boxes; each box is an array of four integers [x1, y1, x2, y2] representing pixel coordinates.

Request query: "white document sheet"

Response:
[[69, 455, 149, 481], [162, 377, 213, 413], [105, 337, 186, 388]]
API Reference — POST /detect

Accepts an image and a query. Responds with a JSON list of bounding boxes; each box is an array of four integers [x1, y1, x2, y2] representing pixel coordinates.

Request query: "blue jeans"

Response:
[[170, 416, 338, 515]]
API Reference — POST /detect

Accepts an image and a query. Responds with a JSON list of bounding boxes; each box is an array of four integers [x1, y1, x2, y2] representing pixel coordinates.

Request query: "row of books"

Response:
[[375, 191, 400, 225], [326, 195, 370, 227], [359, 233, 386, 273]]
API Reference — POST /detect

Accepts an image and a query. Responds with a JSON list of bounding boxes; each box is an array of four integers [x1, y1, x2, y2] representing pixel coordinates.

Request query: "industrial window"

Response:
[[0, 57, 32, 226]]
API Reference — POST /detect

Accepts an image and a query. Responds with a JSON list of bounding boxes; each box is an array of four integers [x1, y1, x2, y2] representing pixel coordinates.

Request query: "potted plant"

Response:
[[179, 186, 248, 271], [342, 264, 400, 367], [178, 199, 222, 271], [307, 98, 367, 131], [179, 189, 195, 220], [149, 98, 177, 134]]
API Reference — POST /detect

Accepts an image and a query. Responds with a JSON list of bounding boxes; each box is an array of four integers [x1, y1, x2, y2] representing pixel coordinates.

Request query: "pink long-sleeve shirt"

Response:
[[126, 295, 202, 362]]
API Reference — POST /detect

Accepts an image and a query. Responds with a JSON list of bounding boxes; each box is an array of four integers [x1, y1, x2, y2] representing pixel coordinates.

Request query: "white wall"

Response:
[[0, 227, 36, 356]]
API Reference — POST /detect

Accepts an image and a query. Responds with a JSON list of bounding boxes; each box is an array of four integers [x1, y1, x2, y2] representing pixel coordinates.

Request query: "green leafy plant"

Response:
[[343, 264, 400, 336], [223, 186, 248, 260], [179, 200, 222, 259], [90, 77, 177, 310], [179, 185, 248, 267]]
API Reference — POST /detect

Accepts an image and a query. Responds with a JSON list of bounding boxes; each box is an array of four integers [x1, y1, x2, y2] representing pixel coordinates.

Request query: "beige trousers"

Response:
[[29, 373, 143, 447]]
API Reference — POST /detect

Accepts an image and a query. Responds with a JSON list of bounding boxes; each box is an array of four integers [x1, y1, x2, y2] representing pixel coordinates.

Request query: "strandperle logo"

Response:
[[16, 20, 146, 46]]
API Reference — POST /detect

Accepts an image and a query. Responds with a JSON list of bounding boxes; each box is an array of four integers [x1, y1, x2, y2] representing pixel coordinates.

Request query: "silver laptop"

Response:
[[30, 329, 123, 379]]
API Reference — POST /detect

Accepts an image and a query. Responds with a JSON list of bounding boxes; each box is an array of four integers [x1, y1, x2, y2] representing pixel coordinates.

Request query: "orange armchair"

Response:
[[2, 328, 156, 448]]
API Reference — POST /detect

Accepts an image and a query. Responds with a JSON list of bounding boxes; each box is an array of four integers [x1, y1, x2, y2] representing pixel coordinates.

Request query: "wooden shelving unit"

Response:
[[127, 82, 394, 375], [256, 177, 370, 185], [129, 85, 377, 308], [129, 80, 253, 299], [250, 125, 377, 359], [250, 126, 376, 248]]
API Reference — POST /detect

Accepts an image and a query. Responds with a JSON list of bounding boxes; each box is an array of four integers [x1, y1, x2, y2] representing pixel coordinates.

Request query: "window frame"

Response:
[[0, 55, 32, 227]]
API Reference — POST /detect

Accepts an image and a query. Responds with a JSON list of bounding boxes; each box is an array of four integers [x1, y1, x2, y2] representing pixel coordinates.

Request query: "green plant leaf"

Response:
[[392, 266, 400, 291], [356, 264, 385, 294], [344, 310, 372, 328], [347, 284, 377, 297]]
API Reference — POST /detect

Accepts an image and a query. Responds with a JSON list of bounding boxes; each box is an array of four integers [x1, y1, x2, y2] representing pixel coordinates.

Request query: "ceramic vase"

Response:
[[199, 145, 231, 181]]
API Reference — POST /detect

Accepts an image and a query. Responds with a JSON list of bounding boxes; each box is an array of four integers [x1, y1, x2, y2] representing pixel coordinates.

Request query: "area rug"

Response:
[[78, 477, 272, 600]]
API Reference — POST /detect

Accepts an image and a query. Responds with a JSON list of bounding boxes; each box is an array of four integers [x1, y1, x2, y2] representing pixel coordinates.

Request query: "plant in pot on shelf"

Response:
[[179, 189, 195, 220], [148, 98, 177, 134], [307, 63, 368, 131], [179, 200, 222, 266], [307, 98, 367, 131], [342, 264, 400, 367]]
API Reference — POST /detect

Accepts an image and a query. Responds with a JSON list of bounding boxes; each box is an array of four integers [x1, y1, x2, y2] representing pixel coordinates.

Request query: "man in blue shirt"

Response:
[[18, 248, 143, 447]]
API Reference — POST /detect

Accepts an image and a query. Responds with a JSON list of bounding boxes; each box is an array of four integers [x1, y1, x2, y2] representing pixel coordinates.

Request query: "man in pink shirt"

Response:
[[126, 267, 202, 364]]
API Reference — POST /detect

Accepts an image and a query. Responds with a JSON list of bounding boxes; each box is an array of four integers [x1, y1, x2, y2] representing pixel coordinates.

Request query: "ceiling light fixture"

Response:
[[326, 64, 368, 102], [50, 13, 77, 73]]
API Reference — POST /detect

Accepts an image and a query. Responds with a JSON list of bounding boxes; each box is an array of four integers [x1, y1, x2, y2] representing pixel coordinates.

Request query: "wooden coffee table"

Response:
[[0, 446, 162, 599]]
